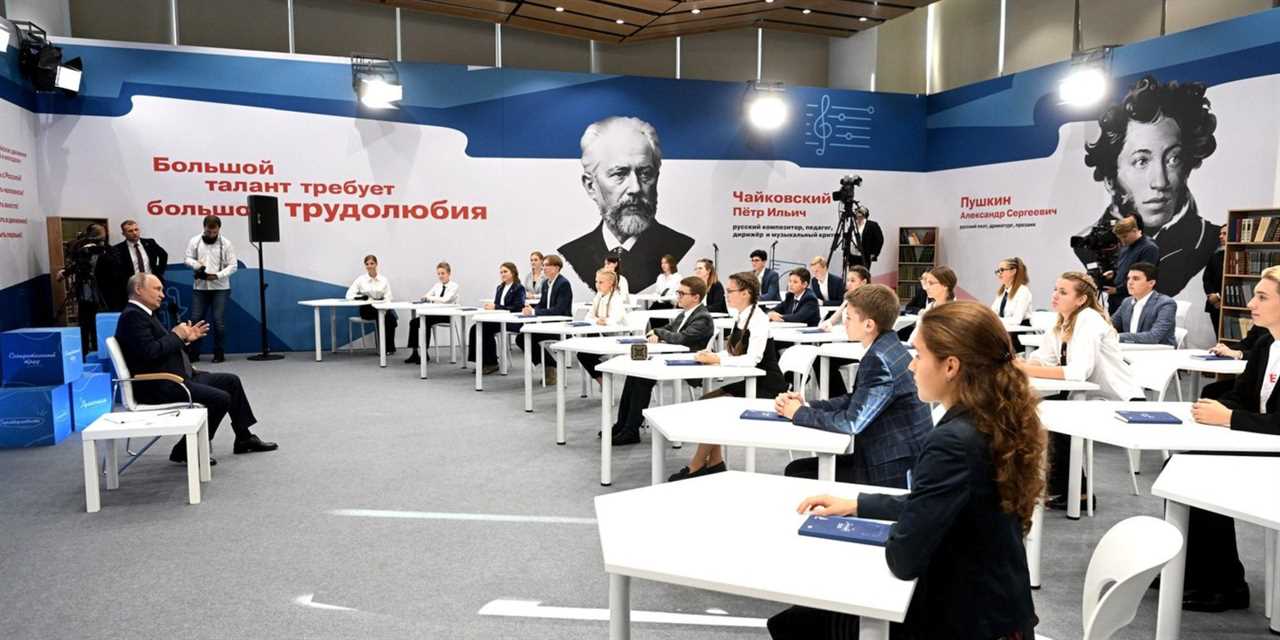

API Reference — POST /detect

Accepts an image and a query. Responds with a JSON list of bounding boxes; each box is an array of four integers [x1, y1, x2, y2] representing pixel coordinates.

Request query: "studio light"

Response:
[[745, 80, 788, 132], [351, 54, 402, 110], [13, 21, 82, 95], [55, 58, 82, 92], [1058, 45, 1114, 108]]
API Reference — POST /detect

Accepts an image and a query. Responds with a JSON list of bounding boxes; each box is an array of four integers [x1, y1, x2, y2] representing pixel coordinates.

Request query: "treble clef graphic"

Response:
[[811, 94, 833, 156]]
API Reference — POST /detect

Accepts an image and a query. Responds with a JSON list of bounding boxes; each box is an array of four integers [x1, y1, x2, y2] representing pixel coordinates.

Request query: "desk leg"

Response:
[[651, 426, 667, 485], [1066, 435, 1083, 520], [475, 321, 484, 391], [378, 309, 387, 367], [745, 446, 756, 473], [1027, 501, 1044, 589], [105, 438, 119, 490], [817, 454, 836, 481], [671, 381, 683, 449], [556, 354, 567, 445], [330, 308, 337, 354], [524, 334, 534, 412], [1156, 501, 1189, 640], [858, 617, 890, 640], [601, 373, 613, 486], [82, 439, 100, 513], [609, 573, 631, 640], [499, 324, 509, 375], [459, 317, 469, 369], [746, 378, 757, 399], [186, 434, 202, 505], [1265, 529, 1276, 623], [313, 307, 321, 361], [819, 356, 830, 401], [420, 319, 428, 380], [198, 422, 211, 482], [449, 316, 459, 364]]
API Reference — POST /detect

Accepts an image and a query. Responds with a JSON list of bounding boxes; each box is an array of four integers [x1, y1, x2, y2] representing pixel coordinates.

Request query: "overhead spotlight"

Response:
[[1058, 46, 1114, 108], [12, 21, 81, 95], [555, 6, 564, 11], [745, 80, 788, 132], [616, 19, 625, 24], [691, 8, 701, 14], [802, 9, 812, 14], [859, 16, 868, 22], [351, 54, 402, 110]]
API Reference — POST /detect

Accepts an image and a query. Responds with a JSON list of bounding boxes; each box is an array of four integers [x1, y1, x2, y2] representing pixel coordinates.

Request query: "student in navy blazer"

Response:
[[467, 261, 526, 372], [750, 249, 781, 301], [776, 284, 933, 489], [523, 254, 574, 367], [1109, 262, 1177, 346], [769, 268, 821, 327], [806, 256, 846, 305]]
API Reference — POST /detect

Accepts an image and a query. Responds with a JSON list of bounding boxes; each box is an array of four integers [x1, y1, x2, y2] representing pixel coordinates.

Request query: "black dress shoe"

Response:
[[1182, 584, 1249, 612], [169, 447, 216, 465], [211, 352, 226, 363], [404, 352, 420, 364], [668, 466, 694, 482], [691, 461, 726, 477], [613, 429, 641, 446], [598, 424, 626, 439], [1046, 494, 1093, 512], [233, 435, 279, 454]]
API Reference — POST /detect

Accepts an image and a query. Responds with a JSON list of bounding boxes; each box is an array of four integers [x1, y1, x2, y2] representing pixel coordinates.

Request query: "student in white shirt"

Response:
[[1016, 271, 1142, 511], [669, 271, 787, 482], [345, 254, 397, 356], [909, 265, 957, 344], [649, 253, 682, 310], [523, 251, 545, 300], [992, 257, 1033, 325], [602, 254, 631, 303], [404, 261, 460, 365], [577, 270, 631, 382]]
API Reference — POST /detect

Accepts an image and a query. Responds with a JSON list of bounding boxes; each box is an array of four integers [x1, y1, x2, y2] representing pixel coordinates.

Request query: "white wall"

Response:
[[828, 29, 877, 91], [6, 0, 70, 36]]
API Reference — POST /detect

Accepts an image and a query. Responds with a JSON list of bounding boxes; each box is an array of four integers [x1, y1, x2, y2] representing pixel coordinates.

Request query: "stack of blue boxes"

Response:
[[0, 314, 119, 449]]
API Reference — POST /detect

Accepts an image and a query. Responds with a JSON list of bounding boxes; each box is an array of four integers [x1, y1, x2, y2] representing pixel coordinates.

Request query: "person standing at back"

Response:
[[185, 215, 236, 363]]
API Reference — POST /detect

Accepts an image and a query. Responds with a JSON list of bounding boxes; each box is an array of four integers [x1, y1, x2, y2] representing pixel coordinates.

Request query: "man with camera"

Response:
[[1103, 213, 1160, 313], [185, 215, 237, 363], [102, 219, 168, 311], [61, 223, 110, 353]]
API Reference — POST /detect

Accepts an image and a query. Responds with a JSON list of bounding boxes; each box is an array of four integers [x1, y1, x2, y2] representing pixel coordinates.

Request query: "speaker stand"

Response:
[[248, 241, 284, 362]]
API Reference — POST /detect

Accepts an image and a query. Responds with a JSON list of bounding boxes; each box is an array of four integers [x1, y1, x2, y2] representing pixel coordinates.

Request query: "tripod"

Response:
[[825, 198, 863, 276]]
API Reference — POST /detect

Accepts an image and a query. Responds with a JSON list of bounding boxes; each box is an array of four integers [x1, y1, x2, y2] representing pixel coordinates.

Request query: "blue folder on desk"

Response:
[[615, 337, 647, 344], [798, 328, 828, 334], [459, 306, 479, 311], [568, 321, 594, 327], [1191, 354, 1233, 361], [798, 515, 891, 546], [740, 409, 790, 422], [664, 359, 703, 366], [1115, 411, 1182, 424]]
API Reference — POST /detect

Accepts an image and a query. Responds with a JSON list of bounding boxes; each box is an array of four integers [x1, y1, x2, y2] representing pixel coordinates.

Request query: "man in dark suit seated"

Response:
[[775, 284, 933, 488], [558, 116, 694, 292], [806, 255, 845, 305], [522, 254, 574, 384], [768, 267, 821, 327], [115, 273, 277, 464], [1110, 262, 1178, 346], [606, 276, 715, 445], [749, 249, 781, 301], [101, 219, 168, 311]]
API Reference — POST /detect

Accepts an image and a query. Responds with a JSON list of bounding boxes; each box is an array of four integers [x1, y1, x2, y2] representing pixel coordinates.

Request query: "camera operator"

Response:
[[849, 204, 883, 269], [58, 223, 109, 353], [185, 215, 237, 363], [1104, 213, 1160, 313], [831, 175, 882, 270]]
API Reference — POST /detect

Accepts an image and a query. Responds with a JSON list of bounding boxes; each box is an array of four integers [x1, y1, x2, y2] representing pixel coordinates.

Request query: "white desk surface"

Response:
[[372, 300, 459, 311], [818, 342, 868, 361], [298, 298, 367, 307], [518, 322, 637, 337], [1002, 320, 1040, 334], [597, 353, 765, 381], [632, 293, 677, 303], [772, 328, 851, 344], [1153, 454, 1280, 530], [1124, 349, 1248, 376], [595, 471, 914, 622], [1039, 401, 1280, 453], [1117, 342, 1176, 352], [82, 409, 208, 440], [549, 336, 688, 357], [893, 315, 918, 332], [631, 308, 729, 321], [1028, 377, 1101, 395], [1018, 334, 1040, 348], [473, 312, 572, 324], [714, 318, 807, 331], [643, 397, 851, 454]]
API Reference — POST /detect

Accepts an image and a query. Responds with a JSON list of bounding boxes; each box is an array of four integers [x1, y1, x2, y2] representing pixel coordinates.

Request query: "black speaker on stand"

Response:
[[246, 195, 284, 361]]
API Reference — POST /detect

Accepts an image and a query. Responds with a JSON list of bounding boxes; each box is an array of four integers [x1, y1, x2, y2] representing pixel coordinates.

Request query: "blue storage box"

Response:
[[1, 328, 83, 387], [82, 362, 103, 373], [84, 351, 115, 377], [71, 371, 113, 431], [0, 384, 72, 448], [95, 312, 121, 356]]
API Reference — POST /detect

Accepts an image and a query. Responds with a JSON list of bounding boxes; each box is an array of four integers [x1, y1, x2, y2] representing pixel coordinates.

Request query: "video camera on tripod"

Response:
[[61, 226, 107, 303], [826, 174, 871, 274]]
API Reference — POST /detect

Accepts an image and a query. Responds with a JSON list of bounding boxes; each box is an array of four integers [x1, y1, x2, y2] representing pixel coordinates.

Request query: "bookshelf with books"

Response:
[[1220, 208, 1279, 343], [896, 227, 938, 305]]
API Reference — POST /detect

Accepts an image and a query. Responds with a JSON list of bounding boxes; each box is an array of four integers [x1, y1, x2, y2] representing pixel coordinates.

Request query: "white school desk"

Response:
[[714, 318, 807, 331], [1038, 401, 1280, 521], [519, 323, 641, 412], [420, 305, 486, 373], [632, 292, 677, 306], [893, 315, 918, 332], [1125, 349, 1248, 397], [595, 471, 913, 640], [1001, 318, 1041, 333], [546, 337, 689, 444], [372, 301, 460, 369], [297, 298, 370, 361], [1152, 455, 1280, 639], [817, 342, 867, 401], [1027, 377, 1101, 396], [594, 354, 765, 486], [471, 313, 571, 391], [770, 327, 851, 346], [642, 397, 852, 485], [81, 409, 210, 512]]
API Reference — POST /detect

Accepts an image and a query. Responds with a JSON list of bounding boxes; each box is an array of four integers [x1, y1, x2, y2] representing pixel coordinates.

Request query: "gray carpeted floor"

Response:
[[0, 349, 1273, 639]]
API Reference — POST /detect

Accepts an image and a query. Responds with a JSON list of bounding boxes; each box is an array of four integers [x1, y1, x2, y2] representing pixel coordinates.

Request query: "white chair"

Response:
[[104, 337, 201, 474], [778, 345, 820, 400], [1174, 300, 1191, 328], [1037, 516, 1183, 640], [1174, 326, 1188, 349], [347, 316, 378, 353], [1030, 310, 1057, 331]]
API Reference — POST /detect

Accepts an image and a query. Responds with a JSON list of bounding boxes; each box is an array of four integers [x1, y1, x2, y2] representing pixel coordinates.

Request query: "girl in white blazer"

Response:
[[992, 257, 1033, 325]]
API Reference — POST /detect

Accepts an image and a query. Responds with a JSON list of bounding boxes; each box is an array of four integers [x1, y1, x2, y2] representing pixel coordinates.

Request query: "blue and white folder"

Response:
[[1191, 354, 1233, 361], [798, 515, 891, 546], [1115, 411, 1182, 424], [663, 359, 703, 366], [798, 328, 828, 334], [569, 321, 594, 327], [740, 409, 790, 422], [615, 337, 647, 344]]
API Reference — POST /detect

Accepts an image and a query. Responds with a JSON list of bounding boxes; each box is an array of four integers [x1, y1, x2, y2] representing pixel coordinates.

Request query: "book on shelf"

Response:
[[1220, 313, 1255, 341]]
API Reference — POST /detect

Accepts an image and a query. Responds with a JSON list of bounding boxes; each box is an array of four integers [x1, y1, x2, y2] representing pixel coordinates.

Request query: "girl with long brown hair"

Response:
[[772, 300, 1042, 640]]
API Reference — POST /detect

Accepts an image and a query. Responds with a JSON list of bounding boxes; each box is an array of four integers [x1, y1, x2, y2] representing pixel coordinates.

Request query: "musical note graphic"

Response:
[[804, 95, 874, 156]]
